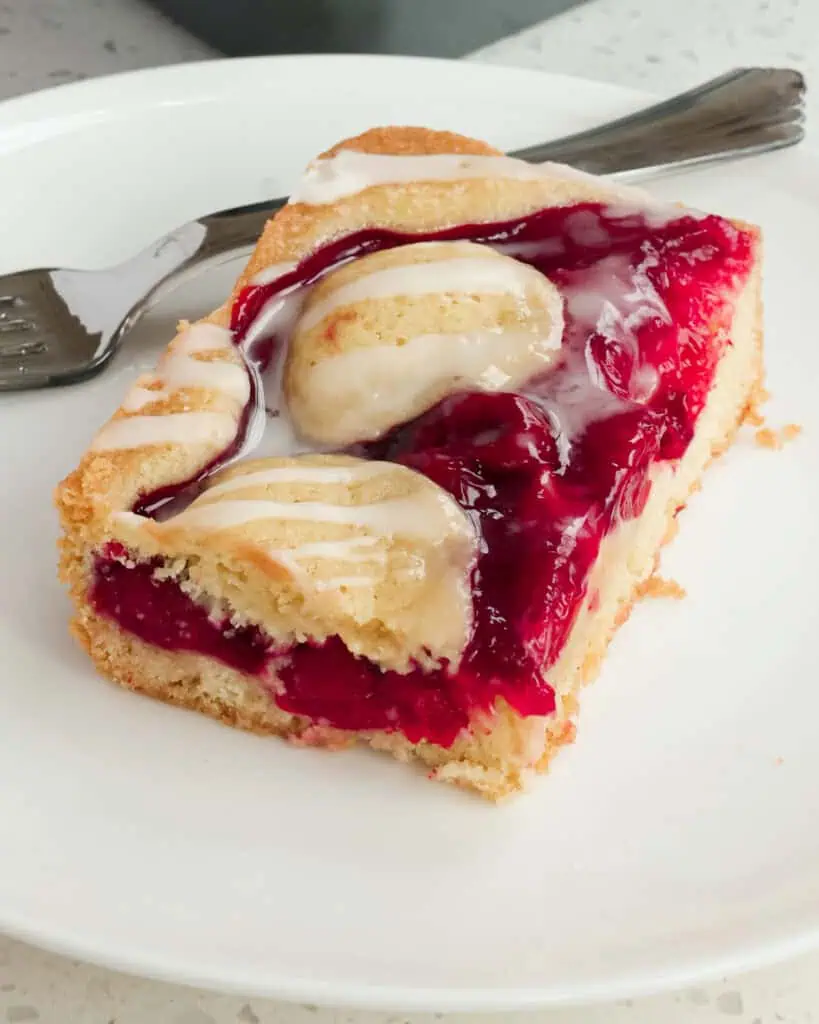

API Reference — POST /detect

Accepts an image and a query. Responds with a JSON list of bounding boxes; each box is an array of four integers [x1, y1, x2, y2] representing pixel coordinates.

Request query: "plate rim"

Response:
[[4, 901, 819, 1012], [0, 52, 650, 126]]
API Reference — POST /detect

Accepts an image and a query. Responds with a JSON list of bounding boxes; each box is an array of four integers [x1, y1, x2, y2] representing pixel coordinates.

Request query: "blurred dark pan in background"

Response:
[[149, 0, 591, 58]]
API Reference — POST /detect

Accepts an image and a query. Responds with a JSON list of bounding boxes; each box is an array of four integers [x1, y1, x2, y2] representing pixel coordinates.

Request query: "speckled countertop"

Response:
[[1, 0, 817, 1021]]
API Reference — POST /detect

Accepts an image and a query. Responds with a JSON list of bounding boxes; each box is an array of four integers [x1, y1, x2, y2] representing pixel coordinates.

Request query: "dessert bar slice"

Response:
[[57, 126, 762, 798]]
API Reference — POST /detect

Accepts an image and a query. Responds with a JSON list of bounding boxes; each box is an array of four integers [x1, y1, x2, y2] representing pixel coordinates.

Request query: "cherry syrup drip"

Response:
[[92, 203, 754, 747]]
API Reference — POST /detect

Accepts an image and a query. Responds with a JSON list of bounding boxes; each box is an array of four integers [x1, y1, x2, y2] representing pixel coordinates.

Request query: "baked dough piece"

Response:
[[56, 125, 763, 799]]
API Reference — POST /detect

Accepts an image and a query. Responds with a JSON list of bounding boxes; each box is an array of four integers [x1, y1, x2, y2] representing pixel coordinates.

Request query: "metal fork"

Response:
[[0, 66, 805, 392]]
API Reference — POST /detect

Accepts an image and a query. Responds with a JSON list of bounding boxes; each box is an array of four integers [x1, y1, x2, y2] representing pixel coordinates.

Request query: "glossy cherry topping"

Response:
[[91, 202, 754, 747]]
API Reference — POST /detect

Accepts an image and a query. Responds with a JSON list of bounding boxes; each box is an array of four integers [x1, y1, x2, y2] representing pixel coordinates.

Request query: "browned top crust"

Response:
[[321, 125, 499, 159]]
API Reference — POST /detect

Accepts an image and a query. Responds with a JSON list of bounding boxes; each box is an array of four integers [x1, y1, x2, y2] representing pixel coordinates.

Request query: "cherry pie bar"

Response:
[[56, 127, 763, 799]]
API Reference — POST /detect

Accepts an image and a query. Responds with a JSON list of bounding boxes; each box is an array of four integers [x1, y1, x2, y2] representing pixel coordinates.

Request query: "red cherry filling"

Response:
[[91, 202, 755, 748], [93, 547, 276, 676]]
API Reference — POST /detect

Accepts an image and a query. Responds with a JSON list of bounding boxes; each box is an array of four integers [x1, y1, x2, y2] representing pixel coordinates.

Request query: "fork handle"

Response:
[[137, 66, 805, 316], [512, 67, 805, 176]]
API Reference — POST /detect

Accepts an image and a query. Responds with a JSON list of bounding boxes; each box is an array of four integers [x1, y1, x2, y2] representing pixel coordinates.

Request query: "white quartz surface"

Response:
[[471, 0, 817, 120], [1, 0, 817, 1020], [0, 0, 214, 96]]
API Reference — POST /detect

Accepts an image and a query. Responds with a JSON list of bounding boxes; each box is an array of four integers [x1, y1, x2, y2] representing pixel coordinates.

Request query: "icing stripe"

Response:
[[168, 492, 473, 545], [242, 288, 307, 348], [251, 261, 298, 286], [291, 152, 552, 205], [289, 150, 656, 207], [202, 463, 386, 500], [106, 323, 248, 453], [288, 537, 384, 562], [172, 323, 233, 354], [160, 354, 249, 404], [298, 254, 543, 333], [121, 382, 166, 412], [91, 412, 238, 452]]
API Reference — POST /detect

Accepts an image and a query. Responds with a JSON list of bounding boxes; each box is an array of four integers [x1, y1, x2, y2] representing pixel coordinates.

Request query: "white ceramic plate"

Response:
[[0, 54, 817, 1012]]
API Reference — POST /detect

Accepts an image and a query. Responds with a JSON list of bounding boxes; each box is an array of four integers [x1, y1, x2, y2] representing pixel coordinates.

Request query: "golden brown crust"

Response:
[[69, 609, 306, 738], [320, 126, 500, 159], [755, 423, 802, 449]]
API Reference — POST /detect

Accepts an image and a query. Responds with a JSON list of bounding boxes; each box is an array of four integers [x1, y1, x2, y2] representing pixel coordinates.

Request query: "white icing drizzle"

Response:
[[240, 321, 305, 461], [566, 252, 669, 396], [172, 323, 234, 355], [531, 249, 671, 455], [91, 411, 238, 452], [298, 254, 543, 333], [565, 254, 639, 333], [202, 462, 386, 500], [250, 261, 298, 286], [121, 382, 165, 412], [159, 323, 249, 404], [493, 237, 566, 261], [288, 537, 385, 563], [289, 150, 656, 207], [537, 359, 629, 453], [265, 548, 303, 578], [564, 208, 613, 248], [168, 491, 473, 546], [113, 510, 149, 529], [161, 354, 248, 403], [265, 536, 385, 593], [605, 199, 706, 230], [109, 323, 249, 453], [242, 286, 307, 348]]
